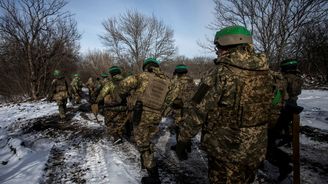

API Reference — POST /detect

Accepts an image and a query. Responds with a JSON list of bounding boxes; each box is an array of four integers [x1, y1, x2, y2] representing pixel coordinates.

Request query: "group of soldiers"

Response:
[[48, 25, 303, 184]]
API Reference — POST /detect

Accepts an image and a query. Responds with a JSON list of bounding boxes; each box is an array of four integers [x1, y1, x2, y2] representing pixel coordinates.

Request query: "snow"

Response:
[[0, 100, 58, 128], [0, 90, 327, 184], [298, 90, 328, 130]]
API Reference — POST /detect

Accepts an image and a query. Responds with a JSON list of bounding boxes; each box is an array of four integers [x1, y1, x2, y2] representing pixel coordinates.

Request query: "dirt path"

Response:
[[3, 110, 328, 184]]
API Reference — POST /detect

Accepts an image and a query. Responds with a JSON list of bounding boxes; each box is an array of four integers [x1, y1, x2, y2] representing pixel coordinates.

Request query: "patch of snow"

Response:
[[298, 90, 328, 130], [0, 101, 58, 129]]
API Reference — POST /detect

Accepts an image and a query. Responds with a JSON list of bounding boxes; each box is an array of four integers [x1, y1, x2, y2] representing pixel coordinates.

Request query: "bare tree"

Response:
[[78, 50, 115, 81], [0, 0, 80, 100], [100, 10, 177, 71], [210, 0, 328, 65], [294, 22, 328, 83]]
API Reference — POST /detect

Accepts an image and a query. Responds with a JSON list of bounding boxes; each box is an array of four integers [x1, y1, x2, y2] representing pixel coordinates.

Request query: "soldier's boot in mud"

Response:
[[141, 166, 161, 184]]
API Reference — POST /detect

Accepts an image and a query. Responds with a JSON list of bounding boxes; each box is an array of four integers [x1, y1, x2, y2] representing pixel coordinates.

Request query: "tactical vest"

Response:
[[216, 65, 272, 128], [138, 73, 170, 111], [234, 67, 272, 127], [54, 79, 68, 92]]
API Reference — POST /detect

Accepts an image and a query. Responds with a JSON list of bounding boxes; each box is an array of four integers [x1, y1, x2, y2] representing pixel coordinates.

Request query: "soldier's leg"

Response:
[[135, 111, 160, 180], [57, 100, 66, 119], [135, 122, 156, 170], [112, 111, 129, 140], [104, 111, 115, 137], [208, 156, 258, 184]]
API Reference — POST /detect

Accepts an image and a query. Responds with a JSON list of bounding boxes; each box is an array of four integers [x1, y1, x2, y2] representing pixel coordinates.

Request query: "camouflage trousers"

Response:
[[104, 110, 129, 138], [56, 98, 67, 119], [72, 94, 81, 104], [134, 110, 161, 170], [207, 156, 259, 184]]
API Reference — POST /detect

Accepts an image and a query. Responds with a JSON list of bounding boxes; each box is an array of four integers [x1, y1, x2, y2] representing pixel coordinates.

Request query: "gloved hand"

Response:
[[175, 141, 189, 160]]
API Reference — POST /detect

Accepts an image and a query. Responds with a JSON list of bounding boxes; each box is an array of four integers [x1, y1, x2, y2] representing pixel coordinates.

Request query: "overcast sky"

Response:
[[65, 0, 216, 58]]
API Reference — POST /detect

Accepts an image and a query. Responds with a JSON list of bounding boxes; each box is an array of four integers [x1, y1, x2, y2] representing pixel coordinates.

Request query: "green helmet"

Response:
[[100, 72, 109, 77], [280, 59, 299, 72], [108, 66, 121, 75], [143, 57, 159, 71], [174, 64, 188, 74], [214, 25, 252, 46], [72, 73, 79, 78], [53, 70, 62, 77]]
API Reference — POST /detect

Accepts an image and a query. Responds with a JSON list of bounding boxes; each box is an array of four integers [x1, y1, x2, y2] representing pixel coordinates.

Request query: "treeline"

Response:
[[0, 0, 327, 101]]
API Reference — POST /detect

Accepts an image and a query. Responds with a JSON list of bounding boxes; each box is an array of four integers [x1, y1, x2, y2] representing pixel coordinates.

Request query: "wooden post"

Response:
[[292, 113, 300, 184]]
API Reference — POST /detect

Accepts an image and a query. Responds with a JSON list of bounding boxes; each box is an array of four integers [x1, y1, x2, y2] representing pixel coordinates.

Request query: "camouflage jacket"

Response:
[[282, 70, 303, 102], [164, 74, 196, 116], [96, 74, 124, 104], [49, 77, 69, 100], [268, 70, 288, 127], [179, 45, 272, 163], [119, 68, 170, 112], [70, 76, 83, 94]]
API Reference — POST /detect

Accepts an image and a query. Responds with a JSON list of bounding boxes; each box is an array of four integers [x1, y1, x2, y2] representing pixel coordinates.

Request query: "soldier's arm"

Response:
[[96, 82, 114, 103], [178, 69, 222, 142], [119, 75, 138, 95]]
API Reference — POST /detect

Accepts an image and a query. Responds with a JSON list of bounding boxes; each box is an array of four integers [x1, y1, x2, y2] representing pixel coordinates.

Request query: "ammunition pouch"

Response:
[[191, 83, 210, 104], [171, 98, 183, 109], [132, 100, 143, 127]]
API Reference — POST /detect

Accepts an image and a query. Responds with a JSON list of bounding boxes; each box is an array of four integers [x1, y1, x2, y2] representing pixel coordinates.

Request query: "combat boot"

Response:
[[141, 166, 161, 184]]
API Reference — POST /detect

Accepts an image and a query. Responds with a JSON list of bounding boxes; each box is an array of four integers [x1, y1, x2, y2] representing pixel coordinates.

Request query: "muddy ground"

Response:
[[2, 108, 328, 184]]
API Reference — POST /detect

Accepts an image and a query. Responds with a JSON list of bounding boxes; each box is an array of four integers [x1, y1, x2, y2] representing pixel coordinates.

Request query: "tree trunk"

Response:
[[27, 44, 38, 100]]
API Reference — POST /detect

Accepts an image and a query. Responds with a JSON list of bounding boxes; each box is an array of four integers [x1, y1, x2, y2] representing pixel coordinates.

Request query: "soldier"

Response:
[[100, 72, 109, 86], [268, 59, 303, 181], [86, 76, 102, 104], [277, 59, 303, 143], [175, 26, 273, 184], [266, 70, 292, 181], [70, 73, 83, 104], [118, 57, 170, 184], [163, 64, 196, 151], [95, 66, 127, 142], [49, 70, 70, 120]]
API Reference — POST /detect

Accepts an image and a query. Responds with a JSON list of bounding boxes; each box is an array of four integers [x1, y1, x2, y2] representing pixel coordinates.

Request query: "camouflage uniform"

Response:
[[266, 70, 292, 181], [283, 70, 303, 103], [70, 75, 83, 104], [50, 76, 70, 119], [267, 61, 303, 180], [275, 62, 303, 143], [178, 43, 273, 183], [96, 74, 127, 140], [86, 77, 102, 103], [119, 63, 169, 181], [164, 66, 196, 151]]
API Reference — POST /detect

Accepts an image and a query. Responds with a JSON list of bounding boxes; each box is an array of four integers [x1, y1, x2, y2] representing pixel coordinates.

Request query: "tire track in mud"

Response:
[[84, 142, 112, 183], [83, 140, 144, 184]]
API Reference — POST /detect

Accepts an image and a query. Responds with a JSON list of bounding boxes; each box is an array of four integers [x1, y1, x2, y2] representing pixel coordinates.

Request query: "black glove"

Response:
[[175, 141, 188, 160]]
